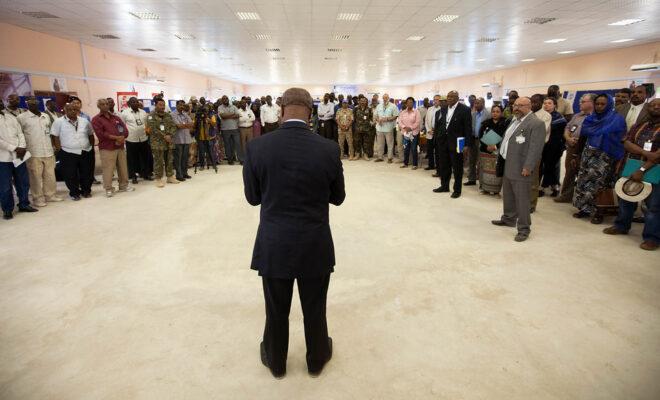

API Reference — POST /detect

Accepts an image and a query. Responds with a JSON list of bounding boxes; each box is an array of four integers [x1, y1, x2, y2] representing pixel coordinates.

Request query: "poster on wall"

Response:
[[48, 77, 67, 92], [117, 91, 138, 111], [0, 71, 32, 101]]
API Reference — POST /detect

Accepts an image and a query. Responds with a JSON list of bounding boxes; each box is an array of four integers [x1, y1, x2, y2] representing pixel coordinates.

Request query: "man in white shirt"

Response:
[[120, 97, 152, 184], [261, 95, 281, 134], [238, 100, 256, 157], [530, 94, 551, 212], [616, 85, 650, 131], [17, 96, 62, 207], [50, 103, 95, 201], [317, 93, 335, 140], [424, 95, 441, 170], [0, 102, 37, 219]]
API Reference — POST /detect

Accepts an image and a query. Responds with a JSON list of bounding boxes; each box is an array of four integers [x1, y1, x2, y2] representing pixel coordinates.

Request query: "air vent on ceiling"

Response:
[[327, 48, 343, 52], [236, 12, 261, 20], [525, 17, 556, 24], [406, 36, 425, 41], [254, 34, 271, 40], [175, 33, 195, 40], [266, 48, 280, 52], [272, 57, 285, 60], [477, 37, 498, 43], [129, 11, 160, 20], [201, 48, 218, 52], [21, 11, 59, 18], [433, 14, 458, 23], [93, 34, 120, 39], [337, 13, 361, 21], [166, 57, 180, 60], [324, 57, 338, 60], [138, 48, 156, 52], [217, 57, 233, 60], [333, 34, 350, 40], [448, 50, 463, 54]]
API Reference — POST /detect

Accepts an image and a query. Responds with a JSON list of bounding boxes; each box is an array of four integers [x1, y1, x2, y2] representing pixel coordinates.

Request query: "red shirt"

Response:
[[92, 112, 129, 150]]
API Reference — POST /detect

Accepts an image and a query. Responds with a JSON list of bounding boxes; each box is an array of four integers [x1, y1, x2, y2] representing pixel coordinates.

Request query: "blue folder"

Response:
[[621, 159, 660, 184], [456, 137, 464, 153]]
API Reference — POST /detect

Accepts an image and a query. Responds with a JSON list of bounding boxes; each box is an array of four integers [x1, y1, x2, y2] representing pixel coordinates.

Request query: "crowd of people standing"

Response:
[[1, 84, 657, 250]]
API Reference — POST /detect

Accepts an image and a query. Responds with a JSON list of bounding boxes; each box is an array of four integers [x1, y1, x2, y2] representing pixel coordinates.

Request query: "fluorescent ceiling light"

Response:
[[337, 13, 361, 21], [236, 12, 260, 20], [494, 64, 505, 68], [406, 36, 425, 41], [174, 33, 195, 40], [611, 38, 635, 43], [433, 15, 458, 23], [506, 50, 519, 54], [544, 38, 566, 43], [201, 48, 218, 52], [557, 50, 576, 54], [608, 19, 644, 26], [129, 11, 159, 20], [525, 17, 556, 25], [475, 58, 486, 62], [254, 34, 271, 40], [333, 34, 350, 40], [391, 49, 402, 52], [521, 58, 535, 62]]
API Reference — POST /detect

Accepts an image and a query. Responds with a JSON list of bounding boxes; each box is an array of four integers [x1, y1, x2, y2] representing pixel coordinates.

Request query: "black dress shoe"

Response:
[[70, 195, 81, 201], [424, 166, 434, 171], [515, 233, 529, 242], [433, 187, 449, 193], [632, 216, 645, 223], [82, 193, 92, 198], [309, 337, 333, 377], [3, 211, 12, 220], [184, 174, 192, 179], [18, 205, 38, 213], [492, 220, 515, 227], [176, 177, 186, 182], [260, 342, 285, 379], [432, 173, 439, 178], [573, 210, 590, 219], [464, 181, 477, 186], [451, 192, 461, 198], [131, 177, 138, 185]]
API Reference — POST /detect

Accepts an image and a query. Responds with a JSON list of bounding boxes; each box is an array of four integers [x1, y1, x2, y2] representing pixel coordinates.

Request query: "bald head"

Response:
[[513, 96, 532, 118], [281, 87, 313, 123]]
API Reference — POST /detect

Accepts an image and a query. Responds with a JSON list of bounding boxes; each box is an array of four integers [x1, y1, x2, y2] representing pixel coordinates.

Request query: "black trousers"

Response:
[[319, 120, 334, 140], [436, 137, 464, 194], [426, 137, 436, 168], [263, 122, 279, 134], [126, 140, 152, 179], [59, 150, 93, 197], [90, 147, 97, 181], [262, 274, 331, 374]]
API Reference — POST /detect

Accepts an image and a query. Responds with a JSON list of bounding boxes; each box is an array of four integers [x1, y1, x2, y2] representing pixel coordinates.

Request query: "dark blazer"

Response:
[[434, 102, 473, 147], [500, 112, 546, 182], [243, 120, 346, 279], [616, 103, 650, 126]]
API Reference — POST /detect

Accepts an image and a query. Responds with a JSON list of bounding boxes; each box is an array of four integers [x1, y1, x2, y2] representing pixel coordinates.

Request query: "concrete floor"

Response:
[[0, 161, 659, 400]]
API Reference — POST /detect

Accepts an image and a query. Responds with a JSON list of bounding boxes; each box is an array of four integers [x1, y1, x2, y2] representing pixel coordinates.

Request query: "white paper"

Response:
[[13, 150, 31, 167]]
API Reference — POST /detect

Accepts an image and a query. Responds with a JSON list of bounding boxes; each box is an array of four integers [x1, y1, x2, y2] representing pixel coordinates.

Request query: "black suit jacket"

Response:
[[434, 102, 474, 147], [243, 120, 346, 279]]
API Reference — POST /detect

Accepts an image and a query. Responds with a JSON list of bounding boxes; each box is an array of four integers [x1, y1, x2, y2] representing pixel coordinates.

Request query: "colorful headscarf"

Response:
[[580, 94, 627, 160]]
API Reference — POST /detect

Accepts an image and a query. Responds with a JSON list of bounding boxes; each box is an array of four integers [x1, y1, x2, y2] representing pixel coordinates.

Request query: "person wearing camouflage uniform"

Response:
[[146, 98, 179, 187], [354, 97, 373, 160], [336, 102, 355, 160]]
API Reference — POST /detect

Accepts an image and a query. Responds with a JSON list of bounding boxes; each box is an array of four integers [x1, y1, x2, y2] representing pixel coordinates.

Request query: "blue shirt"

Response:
[[473, 110, 485, 137]]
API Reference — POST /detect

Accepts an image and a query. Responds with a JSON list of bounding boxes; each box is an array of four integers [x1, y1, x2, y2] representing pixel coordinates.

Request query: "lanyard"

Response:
[[67, 118, 79, 132]]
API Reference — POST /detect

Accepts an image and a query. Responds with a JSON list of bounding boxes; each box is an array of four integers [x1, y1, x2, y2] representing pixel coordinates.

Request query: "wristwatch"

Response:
[[640, 166, 647, 172]]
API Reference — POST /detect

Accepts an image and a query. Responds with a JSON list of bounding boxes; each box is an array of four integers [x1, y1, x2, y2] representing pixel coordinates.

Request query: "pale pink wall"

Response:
[[413, 42, 660, 100], [246, 84, 413, 100], [0, 22, 245, 109]]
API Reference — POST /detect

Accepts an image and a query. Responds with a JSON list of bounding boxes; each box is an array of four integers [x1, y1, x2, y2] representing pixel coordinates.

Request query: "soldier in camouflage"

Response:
[[354, 97, 373, 160], [146, 98, 179, 187]]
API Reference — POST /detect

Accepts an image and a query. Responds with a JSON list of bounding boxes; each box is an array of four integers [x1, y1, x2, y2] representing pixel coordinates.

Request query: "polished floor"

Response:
[[0, 161, 658, 400]]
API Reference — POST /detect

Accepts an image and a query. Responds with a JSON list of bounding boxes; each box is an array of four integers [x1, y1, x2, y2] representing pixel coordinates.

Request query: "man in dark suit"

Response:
[[243, 87, 346, 379], [616, 85, 650, 131], [491, 97, 546, 242], [433, 90, 473, 198]]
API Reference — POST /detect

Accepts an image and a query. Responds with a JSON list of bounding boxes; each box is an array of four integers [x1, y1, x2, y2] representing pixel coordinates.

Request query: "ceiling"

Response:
[[0, 0, 658, 86]]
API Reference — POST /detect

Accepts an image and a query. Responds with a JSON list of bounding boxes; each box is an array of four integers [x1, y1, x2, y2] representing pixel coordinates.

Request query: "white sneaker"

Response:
[[118, 186, 135, 192], [105, 190, 114, 197]]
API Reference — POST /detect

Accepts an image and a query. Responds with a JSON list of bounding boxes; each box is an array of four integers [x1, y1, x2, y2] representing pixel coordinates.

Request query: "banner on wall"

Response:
[[48, 77, 67, 92], [117, 91, 138, 111], [0, 71, 32, 101]]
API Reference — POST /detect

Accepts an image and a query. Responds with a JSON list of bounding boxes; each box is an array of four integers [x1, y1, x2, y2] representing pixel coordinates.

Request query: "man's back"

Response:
[[243, 120, 345, 279]]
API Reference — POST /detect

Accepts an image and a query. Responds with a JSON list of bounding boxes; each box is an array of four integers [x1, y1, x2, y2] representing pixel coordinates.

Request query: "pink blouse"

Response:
[[397, 108, 421, 136]]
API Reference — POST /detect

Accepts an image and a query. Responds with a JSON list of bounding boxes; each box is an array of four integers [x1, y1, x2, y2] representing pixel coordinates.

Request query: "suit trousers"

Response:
[[262, 274, 332, 374], [436, 138, 464, 194], [501, 176, 532, 234], [174, 144, 190, 179], [467, 141, 479, 182], [319, 120, 334, 140], [99, 148, 129, 191], [426, 137, 436, 168], [0, 161, 30, 212], [222, 129, 243, 163], [338, 129, 354, 158], [240, 127, 253, 156], [59, 150, 93, 197], [376, 131, 394, 161], [126, 140, 152, 179], [26, 155, 57, 202], [530, 161, 541, 208], [263, 122, 279, 134]]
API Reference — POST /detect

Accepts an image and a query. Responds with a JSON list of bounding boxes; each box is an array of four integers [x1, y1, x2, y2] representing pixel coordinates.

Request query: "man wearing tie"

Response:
[[243, 88, 346, 379], [491, 97, 546, 242], [433, 91, 473, 198]]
